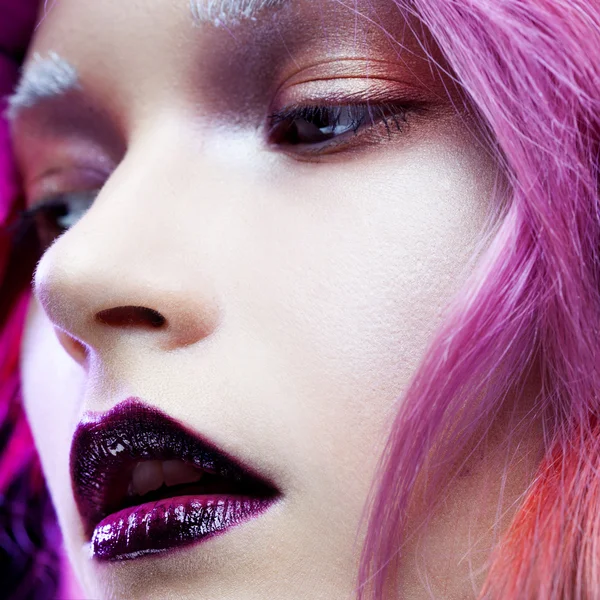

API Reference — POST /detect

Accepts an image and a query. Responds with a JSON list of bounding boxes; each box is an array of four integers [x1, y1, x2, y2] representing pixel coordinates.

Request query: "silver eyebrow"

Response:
[[190, 0, 288, 27], [5, 52, 80, 122], [5, 3, 283, 121]]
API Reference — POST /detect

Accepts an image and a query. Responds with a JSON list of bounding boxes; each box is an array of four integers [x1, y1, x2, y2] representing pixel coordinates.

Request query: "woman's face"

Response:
[[13, 0, 501, 598]]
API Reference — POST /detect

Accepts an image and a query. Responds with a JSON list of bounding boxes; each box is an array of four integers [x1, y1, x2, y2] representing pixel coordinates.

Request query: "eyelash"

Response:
[[268, 101, 423, 153], [13, 100, 424, 254]]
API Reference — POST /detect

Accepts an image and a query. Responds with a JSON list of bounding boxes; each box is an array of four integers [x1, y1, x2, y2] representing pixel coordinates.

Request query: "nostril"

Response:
[[95, 306, 167, 328], [56, 328, 88, 364]]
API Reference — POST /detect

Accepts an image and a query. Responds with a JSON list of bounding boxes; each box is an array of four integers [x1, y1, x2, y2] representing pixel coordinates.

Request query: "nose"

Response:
[[32, 162, 221, 365]]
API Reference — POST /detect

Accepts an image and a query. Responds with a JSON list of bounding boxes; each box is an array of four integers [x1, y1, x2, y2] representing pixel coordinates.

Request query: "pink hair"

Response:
[[358, 1, 600, 598], [0, 3, 61, 597], [1, 1, 600, 598]]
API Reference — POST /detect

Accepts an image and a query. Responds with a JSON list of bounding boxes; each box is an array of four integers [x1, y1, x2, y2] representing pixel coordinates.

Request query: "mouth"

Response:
[[70, 398, 280, 561]]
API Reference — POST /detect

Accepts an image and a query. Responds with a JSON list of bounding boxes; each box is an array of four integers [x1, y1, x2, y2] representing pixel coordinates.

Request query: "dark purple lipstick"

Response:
[[70, 399, 279, 561]]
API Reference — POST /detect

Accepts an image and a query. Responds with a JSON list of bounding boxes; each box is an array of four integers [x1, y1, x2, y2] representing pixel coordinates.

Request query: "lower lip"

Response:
[[91, 495, 275, 561]]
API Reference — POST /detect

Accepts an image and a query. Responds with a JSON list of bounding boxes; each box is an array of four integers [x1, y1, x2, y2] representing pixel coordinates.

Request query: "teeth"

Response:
[[163, 460, 204, 487], [129, 460, 204, 497], [131, 460, 164, 497]]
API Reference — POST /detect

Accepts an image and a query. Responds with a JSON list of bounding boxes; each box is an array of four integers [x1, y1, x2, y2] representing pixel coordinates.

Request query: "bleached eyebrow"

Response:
[[5, 3, 289, 120], [5, 52, 80, 122], [190, 0, 288, 26]]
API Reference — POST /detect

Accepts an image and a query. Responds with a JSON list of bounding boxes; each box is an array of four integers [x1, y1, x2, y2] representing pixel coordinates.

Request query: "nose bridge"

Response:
[[33, 127, 222, 359]]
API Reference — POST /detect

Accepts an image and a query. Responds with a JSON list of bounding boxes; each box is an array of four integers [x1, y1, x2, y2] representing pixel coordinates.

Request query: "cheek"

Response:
[[214, 123, 497, 527], [19, 296, 86, 546], [239, 127, 495, 436]]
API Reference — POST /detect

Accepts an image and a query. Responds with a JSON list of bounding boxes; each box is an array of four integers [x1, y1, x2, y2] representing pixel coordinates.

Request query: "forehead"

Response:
[[20, 0, 442, 119], [27, 0, 422, 59]]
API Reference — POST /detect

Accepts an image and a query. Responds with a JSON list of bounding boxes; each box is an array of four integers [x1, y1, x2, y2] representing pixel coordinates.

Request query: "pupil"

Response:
[[273, 106, 366, 146], [312, 109, 334, 131], [294, 109, 342, 144]]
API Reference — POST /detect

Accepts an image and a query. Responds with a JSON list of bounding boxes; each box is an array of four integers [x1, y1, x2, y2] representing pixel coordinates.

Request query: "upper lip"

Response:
[[70, 398, 279, 537]]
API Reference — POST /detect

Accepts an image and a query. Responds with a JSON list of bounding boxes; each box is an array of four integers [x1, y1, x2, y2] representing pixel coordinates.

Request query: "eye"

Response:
[[23, 189, 99, 251], [268, 102, 417, 150]]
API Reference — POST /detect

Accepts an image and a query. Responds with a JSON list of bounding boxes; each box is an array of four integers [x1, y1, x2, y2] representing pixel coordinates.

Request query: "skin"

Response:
[[12, 1, 543, 598]]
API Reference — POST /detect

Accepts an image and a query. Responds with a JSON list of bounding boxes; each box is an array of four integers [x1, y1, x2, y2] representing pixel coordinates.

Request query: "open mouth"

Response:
[[70, 399, 280, 561]]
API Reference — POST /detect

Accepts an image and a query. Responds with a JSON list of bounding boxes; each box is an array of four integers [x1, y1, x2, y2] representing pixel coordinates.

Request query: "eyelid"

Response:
[[25, 166, 108, 210], [272, 76, 432, 112], [274, 56, 439, 103]]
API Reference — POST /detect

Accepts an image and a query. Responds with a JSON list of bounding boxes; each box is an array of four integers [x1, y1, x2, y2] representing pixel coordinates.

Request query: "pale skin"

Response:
[[11, 1, 544, 599]]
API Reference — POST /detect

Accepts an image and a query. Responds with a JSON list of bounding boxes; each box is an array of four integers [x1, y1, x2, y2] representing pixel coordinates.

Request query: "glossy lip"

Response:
[[70, 398, 280, 561]]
